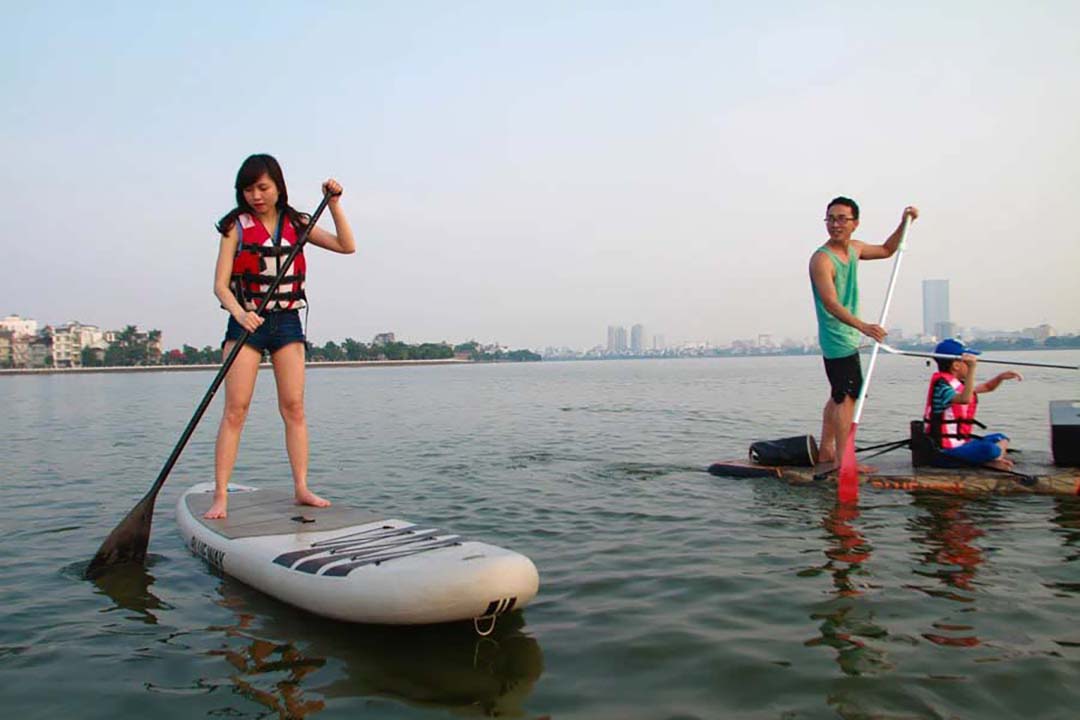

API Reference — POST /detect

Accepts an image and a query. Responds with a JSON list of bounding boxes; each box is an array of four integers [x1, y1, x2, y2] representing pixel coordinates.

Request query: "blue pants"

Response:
[[941, 433, 1009, 464]]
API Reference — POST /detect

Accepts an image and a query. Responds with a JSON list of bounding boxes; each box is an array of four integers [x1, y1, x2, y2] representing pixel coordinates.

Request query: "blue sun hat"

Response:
[[935, 338, 981, 356]]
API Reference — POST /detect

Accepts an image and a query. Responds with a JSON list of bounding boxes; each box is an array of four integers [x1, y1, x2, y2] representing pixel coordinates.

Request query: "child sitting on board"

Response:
[[923, 338, 1023, 471]]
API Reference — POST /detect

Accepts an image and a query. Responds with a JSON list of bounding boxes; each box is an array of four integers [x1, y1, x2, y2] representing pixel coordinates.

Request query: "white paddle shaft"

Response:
[[851, 215, 912, 425]]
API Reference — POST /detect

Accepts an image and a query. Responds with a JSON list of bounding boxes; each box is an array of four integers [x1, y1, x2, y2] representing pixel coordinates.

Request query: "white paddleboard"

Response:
[[176, 483, 539, 626]]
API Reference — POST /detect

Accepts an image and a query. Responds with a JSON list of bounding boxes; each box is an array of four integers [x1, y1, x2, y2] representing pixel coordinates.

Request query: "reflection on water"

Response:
[[907, 494, 987, 649], [207, 616, 327, 719], [94, 561, 542, 718], [88, 557, 170, 625], [1042, 498, 1080, 601], [208, 576, 543, 718], [820, 504, 873, 595], [806, 503, 892, 678], [1051, 497, 1080, 565], [909, 494, 986, 595], [12, 356, 1080, 718]]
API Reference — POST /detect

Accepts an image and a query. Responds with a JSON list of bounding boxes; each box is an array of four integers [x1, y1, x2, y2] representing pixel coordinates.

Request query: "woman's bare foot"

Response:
[[204, 497, 228, 519], [295, 488, 331, 508], [856, 464, 878, 474]]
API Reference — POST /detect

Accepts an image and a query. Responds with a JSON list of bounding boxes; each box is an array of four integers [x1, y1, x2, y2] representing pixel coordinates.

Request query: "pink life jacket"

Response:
[[230, 212, 307, 312], [923, 371, 978, 449]]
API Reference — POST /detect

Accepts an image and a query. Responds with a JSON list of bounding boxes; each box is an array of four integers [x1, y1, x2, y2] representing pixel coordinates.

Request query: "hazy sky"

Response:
[[4, 1, 1078, 350]]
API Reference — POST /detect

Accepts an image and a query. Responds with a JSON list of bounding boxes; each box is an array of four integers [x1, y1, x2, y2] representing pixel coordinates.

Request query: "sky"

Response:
[[3, 1, 1078, 350]]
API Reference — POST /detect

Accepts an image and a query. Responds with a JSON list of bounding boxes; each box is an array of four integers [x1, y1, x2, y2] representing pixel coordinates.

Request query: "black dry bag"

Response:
[[749, 435, 819, 467]]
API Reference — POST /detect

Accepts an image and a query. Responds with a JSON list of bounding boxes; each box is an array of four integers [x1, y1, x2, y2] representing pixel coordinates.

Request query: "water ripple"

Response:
[[2, 356, 1080, 718]]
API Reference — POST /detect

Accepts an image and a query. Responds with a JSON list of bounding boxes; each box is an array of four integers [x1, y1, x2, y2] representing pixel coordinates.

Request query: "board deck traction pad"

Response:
[[185, 488, 465, 577]]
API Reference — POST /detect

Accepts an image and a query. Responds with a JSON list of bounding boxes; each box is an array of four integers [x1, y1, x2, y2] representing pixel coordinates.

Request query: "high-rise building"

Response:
[[614, 326, 627, 353], [922, 279, 950, 337], [607, 325, 628, 353], [630, 324, 645, 354]]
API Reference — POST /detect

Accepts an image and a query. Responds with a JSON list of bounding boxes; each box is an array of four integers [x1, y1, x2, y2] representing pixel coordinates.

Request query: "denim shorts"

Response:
[[223, 310, 305, 355]]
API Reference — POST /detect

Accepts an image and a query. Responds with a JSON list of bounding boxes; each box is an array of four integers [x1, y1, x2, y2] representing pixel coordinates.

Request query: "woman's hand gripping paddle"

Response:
[[837, 214, 913, 503], [85, 191, 338, 579]]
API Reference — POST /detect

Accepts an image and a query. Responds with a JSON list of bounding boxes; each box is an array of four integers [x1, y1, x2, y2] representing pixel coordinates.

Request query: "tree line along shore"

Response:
[[0, 323, 541, 372]]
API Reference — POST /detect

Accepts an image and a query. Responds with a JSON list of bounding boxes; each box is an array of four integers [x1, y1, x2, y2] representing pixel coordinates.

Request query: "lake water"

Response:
[[2, 354, 1078, 719]]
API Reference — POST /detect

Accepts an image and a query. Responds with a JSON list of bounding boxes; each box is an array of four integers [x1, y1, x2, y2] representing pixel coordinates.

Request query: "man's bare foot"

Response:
[[857, 464, 878, 474], [985, 458, 1015, 471], [296, 488, 331, 508], [204, 498, 228, 519]]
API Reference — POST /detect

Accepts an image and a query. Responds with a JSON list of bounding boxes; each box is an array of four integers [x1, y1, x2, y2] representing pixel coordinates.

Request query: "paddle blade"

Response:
[[85, 493, 156, 579], [837, 422, 860, 503]]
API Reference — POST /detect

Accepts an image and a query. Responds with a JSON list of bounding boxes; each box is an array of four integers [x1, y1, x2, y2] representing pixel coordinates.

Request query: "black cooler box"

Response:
[[1050, 400, 1080, 466]]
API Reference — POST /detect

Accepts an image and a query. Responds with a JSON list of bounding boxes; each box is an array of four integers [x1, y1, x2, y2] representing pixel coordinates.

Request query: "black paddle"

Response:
[[85, 191, 336, 579]]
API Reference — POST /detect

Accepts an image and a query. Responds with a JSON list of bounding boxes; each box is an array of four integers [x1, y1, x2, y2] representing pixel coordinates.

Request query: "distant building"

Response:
[[970, 327, 1019, 341], [1, 314, 37, 337], [933, 321, 957, 341], [653, 334, 665, 351], [51, 322, 105, 368], [606, 325, 627, 353], [10, 334, 31, 367], [922, 279, 950, 338], [1022, 324, 1055, 342], [373, 332, 395, 345], [630, 324, 645, 354], [0, 330, 11, 368], [29, 334, 52, 368]]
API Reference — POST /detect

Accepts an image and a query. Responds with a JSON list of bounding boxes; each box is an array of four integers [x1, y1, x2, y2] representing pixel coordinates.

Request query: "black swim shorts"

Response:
[[823, 352, 863, 403]]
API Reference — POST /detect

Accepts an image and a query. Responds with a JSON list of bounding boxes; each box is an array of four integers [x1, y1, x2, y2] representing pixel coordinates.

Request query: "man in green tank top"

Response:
[[809, 197, 918, 466]]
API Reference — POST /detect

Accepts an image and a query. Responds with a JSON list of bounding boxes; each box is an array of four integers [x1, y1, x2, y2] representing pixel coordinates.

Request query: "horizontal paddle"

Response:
[[878, 343, 1078, 370], [85, 191, 336, 579]]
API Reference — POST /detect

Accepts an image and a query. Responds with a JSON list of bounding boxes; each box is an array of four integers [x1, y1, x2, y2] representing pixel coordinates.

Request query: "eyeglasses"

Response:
[[824, 216, 855, 224]]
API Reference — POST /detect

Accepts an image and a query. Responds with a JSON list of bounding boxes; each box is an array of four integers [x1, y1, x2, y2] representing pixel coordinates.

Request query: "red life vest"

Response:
[[230, 212, 307, 312], [923, 371, 978, 449]]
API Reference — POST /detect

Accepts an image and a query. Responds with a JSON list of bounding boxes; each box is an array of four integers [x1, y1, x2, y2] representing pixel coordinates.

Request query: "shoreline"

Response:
[[0, 358, 473, 377], [2, 345, 1075, 376]]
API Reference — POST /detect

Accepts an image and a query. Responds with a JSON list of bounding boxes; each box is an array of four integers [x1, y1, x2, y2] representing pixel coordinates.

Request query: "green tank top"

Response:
[[812, 245, 860, 359]]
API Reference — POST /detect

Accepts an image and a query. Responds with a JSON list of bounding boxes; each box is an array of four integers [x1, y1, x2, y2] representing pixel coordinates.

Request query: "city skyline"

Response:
[[4, 4, 1078, 350], [2, 309, 1069, 371], [4, 303, 1074, 357]]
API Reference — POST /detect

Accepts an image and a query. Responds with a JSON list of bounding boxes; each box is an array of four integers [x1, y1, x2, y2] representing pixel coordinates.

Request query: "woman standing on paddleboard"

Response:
[[205, 154, 355, 519]]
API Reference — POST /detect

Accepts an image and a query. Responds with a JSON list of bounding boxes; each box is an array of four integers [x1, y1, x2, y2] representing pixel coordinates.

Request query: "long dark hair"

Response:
[[215, 154, 309, 235]]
